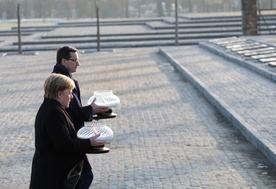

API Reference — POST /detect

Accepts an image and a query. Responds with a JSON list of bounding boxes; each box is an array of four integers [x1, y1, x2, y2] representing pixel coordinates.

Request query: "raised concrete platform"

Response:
[[1, 12, 276, 52], [159, 36, 276, 167]]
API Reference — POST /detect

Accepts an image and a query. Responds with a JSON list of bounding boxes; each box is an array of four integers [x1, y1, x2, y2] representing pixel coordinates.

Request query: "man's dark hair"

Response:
[[56, 46, 78, 64]]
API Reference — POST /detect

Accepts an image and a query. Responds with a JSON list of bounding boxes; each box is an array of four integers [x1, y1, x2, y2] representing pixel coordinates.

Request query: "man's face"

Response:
[[62, 52, 80, 73]]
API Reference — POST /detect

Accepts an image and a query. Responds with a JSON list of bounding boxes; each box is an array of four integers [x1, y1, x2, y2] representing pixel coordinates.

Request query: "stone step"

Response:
[[159, 45, 276, 167]]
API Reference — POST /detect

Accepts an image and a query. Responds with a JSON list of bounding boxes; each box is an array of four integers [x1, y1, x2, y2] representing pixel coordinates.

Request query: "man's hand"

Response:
[[90, 98, 109, 114]]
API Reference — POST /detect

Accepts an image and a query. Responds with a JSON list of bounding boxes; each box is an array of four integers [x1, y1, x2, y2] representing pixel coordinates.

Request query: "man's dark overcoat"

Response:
[[52, 64, 93, 131]]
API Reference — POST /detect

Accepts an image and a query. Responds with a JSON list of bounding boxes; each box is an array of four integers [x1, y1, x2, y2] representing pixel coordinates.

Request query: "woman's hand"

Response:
[[89, 133, 105, 146]]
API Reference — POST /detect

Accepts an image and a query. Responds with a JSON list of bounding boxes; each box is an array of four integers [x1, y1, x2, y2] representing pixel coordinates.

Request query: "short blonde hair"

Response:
[[44, 73, 75, 99]]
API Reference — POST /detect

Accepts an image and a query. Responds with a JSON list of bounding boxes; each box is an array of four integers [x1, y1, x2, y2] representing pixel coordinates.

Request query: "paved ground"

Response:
[[0, 46, 276, 188], [0, 15, 276, 188]]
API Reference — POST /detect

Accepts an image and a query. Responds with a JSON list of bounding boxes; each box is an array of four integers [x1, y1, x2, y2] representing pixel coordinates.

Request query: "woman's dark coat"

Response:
[[29, 98, 92, 189]]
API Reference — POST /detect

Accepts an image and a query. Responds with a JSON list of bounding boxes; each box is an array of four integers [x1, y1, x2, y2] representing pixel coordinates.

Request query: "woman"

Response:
[[29, 73, 105, 189]]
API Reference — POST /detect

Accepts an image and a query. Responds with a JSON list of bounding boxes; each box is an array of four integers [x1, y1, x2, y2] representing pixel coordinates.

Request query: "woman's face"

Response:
[[57, 88, 73, 108]]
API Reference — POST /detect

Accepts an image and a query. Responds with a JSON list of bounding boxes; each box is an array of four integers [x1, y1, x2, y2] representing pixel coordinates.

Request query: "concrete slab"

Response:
[[159, 41, 276, 168]]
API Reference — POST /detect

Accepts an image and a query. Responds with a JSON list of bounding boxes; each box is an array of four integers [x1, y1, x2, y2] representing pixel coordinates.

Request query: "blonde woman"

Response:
[[30, 73, 105, 189]]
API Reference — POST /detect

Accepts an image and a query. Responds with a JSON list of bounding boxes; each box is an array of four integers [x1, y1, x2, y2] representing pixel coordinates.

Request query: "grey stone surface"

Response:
[[1, 47, 276, 188], [0, 16, 276, 188]]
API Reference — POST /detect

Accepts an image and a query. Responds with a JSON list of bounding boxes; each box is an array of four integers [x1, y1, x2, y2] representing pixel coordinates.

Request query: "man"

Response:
[[52, 46, 109, 189]]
